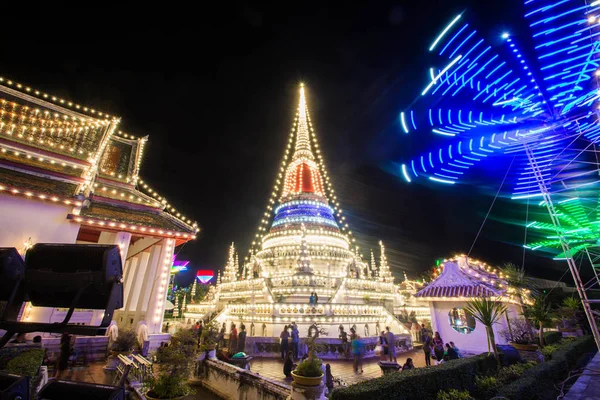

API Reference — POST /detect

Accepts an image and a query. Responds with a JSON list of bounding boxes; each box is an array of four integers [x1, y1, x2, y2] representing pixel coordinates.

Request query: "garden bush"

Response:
[[496, 335, 595, 400], [543, 331, 562, 345], [496, 362, 536, 383], [330, 354, 496, 400], [473, 375, 499, 399], [5, 349, 44, 377], [436, 389, 473, 400]]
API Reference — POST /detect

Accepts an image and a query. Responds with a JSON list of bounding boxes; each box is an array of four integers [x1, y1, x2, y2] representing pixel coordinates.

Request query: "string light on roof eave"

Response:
[[0, 76, 116, 120]]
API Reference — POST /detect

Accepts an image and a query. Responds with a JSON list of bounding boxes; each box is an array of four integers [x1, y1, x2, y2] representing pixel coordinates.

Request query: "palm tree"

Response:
[[465, 298, 508, 363], [522, 295, 554, 347]]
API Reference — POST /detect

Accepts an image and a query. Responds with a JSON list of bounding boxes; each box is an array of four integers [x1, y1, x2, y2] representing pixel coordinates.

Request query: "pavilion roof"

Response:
[[415, 256, 507, 300], [0, 75, 198, 236]]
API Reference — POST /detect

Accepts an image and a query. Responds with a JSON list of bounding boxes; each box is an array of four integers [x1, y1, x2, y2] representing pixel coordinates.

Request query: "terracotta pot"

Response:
[[509, 342, 539, 351], [145, 391, 186, 400], [291, 371, 323, 386]]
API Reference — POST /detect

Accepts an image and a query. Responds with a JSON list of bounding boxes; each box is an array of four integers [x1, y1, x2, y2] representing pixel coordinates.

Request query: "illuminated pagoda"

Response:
[[0, 76, 198, 338], [186, 85, 411, 356]]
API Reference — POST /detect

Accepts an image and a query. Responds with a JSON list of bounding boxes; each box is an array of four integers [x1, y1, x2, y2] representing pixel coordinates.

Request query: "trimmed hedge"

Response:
[[330, 354, 496, 400], [5, 349, 44, 377], [496, 335, 595, 400], [543, 331, 562, 345]]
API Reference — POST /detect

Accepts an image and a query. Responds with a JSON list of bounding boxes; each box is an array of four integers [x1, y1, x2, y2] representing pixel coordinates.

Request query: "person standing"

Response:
[[433, 332, 445, 364], [314, 292, 319, 304], [229, 324, 238, 352], [291, 324, 300, 360], [280, 325, 290, 360], [283, 350, 294, 378], [350, 328, 363, 373], [238, 325, 247, 353], [55, 332, 72, 378], [218, 323, 226, 349], [325, 364, 334, 395], [386, 326, 396, 363], [379, 330, 388, 361], [339, 326, 349, 358], [422, 330, 432, 366], [197, 321, 204, 348]]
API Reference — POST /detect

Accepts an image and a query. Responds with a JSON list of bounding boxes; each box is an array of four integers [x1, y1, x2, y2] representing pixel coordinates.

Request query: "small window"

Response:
[[448, 307, 476, 334]]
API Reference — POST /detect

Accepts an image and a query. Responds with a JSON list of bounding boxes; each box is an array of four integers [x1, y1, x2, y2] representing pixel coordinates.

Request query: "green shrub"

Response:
[[436, 389, 473, 400], [496, 362, 536, 384], [543, 331, 562, 345], [330, 354, 496, 400], [294, 357, 323, 377], [5, 349, 44, 377], [473, 375, 500, 399], [496, 335, 595, 400], [540, 344, 559, 359]]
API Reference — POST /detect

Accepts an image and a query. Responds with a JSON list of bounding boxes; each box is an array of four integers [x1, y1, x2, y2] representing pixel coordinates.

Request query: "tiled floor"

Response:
[[54, 362, 220, 400], [250, 349, 428, 387]]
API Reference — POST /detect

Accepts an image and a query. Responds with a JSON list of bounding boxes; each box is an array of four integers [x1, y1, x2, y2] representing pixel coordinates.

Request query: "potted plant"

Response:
[[292, 324, 327, 386], [105, 329, 137, 370], [111, 329, 137, 355], [145, 329, 198, 400], [500, 318, 538, 351]]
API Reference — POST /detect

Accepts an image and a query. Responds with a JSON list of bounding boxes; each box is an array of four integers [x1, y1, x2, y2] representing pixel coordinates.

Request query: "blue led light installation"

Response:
[[399, 0, 600, 200]]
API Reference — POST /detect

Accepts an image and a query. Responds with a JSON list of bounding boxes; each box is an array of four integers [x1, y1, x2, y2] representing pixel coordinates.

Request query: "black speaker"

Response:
[[0, 372, 28, 400], [0, 248, 26, 301], [37, 380, 124, 400], [24, 244, 123, 310]]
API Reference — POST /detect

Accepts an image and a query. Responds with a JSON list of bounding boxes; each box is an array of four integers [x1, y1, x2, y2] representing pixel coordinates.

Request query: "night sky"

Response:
[[2, 1, 574, 286]]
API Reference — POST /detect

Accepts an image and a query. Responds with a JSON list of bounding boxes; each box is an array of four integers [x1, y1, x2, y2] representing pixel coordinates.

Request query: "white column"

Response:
[[127, 251, 150, 313], [115, 232, 132, 264], [123, 256, 140, 310], [146, 238, 174, 333]]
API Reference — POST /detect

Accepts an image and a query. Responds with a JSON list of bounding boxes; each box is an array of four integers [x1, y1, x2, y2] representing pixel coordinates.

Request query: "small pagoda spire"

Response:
[[296, 224, 312, 273], [379, 240, 393, 283], [173, 294, 179, 318], [293, 84, 314, 161], [235, 252, 240, 280], [191, 276, 197, 302], [181, 292, 187, 312], [223, 243, 238, 283], [217, 270, 222, 285], [370, 249, 377, 279]]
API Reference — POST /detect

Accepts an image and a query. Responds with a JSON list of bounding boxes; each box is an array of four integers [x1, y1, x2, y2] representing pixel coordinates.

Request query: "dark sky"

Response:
[[1, 1, 575, 286]]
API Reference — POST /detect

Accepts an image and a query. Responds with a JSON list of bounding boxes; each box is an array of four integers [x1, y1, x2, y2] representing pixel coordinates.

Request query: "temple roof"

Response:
[[415, 256, 506, 300], [0, 75, 197, 238]]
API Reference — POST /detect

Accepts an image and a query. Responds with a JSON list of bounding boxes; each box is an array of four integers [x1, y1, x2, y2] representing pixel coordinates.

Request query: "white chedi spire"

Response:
[[293, 84, 314, 161], [379, 240, 393, 283]]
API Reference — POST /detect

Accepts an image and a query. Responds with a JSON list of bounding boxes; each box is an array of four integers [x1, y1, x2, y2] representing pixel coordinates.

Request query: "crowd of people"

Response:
[[420, 324, 461, 366]]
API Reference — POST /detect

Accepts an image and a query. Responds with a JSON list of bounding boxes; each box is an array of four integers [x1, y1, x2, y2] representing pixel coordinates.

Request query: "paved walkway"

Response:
[[563, 352, 600, 400], [250, 349, 427, 386]]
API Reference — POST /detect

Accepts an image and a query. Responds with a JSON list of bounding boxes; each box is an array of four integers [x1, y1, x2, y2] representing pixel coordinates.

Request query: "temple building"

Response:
[[0, 76, 197, 337], [186, 84, 414, 357], [415, 255, 527, 354]]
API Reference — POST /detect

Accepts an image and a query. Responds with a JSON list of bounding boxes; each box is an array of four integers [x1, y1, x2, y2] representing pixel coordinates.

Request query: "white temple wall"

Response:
[[0, 194, 80, 248], [429, 301, 511, 354], [0, 195, 81, 326]]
